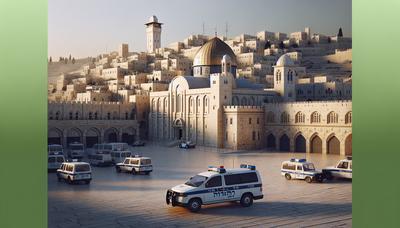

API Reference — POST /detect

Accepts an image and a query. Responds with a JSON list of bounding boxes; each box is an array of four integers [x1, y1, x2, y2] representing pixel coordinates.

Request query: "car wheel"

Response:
[[185, 145, 189, 149], [131, 168, 137, 175], [305, 176, 312, 183], [325, 172, 333, 180], [285, 173, 291, 180], [67, 177, 73, 184], [116, 166, 121, 173], [240, 193, 253, 207], [188, 198, 202, 212]]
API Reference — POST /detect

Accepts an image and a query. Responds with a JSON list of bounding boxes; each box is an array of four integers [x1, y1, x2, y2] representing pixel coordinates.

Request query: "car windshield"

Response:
[[75, 164, 90, 172], [303, 163, 315, 171], [70, 145, 83, 150], [48, 146, 62, 152], [185, 175, 208, 187]]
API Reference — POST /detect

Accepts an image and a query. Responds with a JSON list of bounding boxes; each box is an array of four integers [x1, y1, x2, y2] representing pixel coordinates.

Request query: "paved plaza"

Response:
[[48, 145, 352, 228]]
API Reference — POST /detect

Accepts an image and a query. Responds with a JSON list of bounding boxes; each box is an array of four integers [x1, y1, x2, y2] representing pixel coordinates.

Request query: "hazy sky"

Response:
[[49, 0, 351, 58]]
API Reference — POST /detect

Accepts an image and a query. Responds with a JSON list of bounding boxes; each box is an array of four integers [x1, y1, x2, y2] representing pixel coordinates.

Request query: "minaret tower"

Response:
[[145, 15, 162, 53]]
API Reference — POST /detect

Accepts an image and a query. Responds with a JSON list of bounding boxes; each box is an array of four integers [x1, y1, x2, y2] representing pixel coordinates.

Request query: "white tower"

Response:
[[145, 15, 162, 53], [273, 54, 297, 102]]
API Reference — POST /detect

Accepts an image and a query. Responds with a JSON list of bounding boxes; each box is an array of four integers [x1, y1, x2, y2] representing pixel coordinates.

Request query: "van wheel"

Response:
[[240, 193, 253, 207], [116, 166, 121, 173], [188, 198, 202, 212], [67, 177, 73, 184], [285, 173, 291, 180], [325, 172, 333, 180], [131, 168, 137, 175], [305, 176, 312, 183]]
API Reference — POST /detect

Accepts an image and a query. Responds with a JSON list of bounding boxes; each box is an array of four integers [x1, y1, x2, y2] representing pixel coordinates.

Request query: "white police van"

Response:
[[57, 162, 92, 184], [88, 153, 113, 167], [115, 155, 153, 175], [166, 164, 263, 212], [322, 156, 352, 180], [281, 158, 324, 183]]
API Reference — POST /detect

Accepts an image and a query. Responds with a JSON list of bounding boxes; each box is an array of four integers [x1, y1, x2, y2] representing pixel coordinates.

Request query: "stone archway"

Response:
[[310, 135, 322, 153], [345, 134, 352, 155], [48, 128, 63, 145], [66, 128, 82, 145], [295, 134, 306, 153], [173, 118, 185, 140], [104, 128, 119, 143], [86, 128, 100, 148], [122, 127, 136, 144], [327, 135, 340, 154], [279, 134, 290, 152], [266, 133, 276, 150]]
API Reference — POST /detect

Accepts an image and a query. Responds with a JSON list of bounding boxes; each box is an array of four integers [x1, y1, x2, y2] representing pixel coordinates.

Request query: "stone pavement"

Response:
[[48, 145, 352, 227]]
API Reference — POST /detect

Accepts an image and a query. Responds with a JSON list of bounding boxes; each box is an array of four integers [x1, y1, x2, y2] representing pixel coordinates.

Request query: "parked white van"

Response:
[[166, 164, 263, 212], [115, 156, 153, 175], [67, 143, 85, 159], [57, 162, 92, 184], [48, 154, 65, 171], [88, 153, 113, 166], [107, 143, 131, 163]]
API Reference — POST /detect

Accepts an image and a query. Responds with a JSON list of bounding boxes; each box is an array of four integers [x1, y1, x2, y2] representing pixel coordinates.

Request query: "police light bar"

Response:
[[290, 158, 307, 162], [208, 166, 226, 173]]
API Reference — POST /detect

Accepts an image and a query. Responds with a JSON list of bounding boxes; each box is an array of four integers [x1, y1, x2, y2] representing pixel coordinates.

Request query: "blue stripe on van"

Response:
[[185, 184, 262, 196]]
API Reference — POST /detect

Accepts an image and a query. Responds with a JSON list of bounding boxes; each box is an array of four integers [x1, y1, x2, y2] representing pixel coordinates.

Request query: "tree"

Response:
[[49, 56, 52, 63], [64, 57, 68, 64], [72, 57, 76, 64], [69, 54, 72, 61], [337, 27, 343, 37], [264, 40, 271, 49], [278, 41, 285, 49]]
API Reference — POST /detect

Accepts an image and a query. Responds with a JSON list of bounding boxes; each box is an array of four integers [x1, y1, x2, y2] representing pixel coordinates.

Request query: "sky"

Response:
[[48, 0, 352, 59]]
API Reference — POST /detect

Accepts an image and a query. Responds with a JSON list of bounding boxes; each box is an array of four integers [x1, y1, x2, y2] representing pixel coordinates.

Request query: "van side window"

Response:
[[124, 159, 130, 164], [130, 159, 139, 165], [205, 176, 222, 188], [297, 165, 303, 171], [224, 172, 258, 185], [282, 163, 296, 170]]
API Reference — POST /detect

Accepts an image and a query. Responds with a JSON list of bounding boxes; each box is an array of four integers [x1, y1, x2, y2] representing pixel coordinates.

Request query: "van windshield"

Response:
[[303, 163, 315, 171], [70, 145, 83, 150], [185, 175, 208, 187], [75, 164, 90, 172]]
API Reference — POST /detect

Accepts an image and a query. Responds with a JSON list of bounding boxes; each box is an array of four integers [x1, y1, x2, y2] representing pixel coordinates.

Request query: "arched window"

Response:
[[189, 97, 193, 113], [266, 111, 275, 123], [55, 111, 60, 120], [276, 70, 281, 82], [75, 112, 79, 120], [345, 111, 352, 124], [204, 96, 209, 113], [311, 112, 321, 123], [69, 112, 73, 120], [88, 112, 93, 120], [196, 97, 201, 113], [94, 112, 98, 120], [295, 111, 305, 123], [176, 94, 181, 112], [280, 112, 290, 123], [241, 97, 247, 106], [232, 96, 239, 105], [49, 112, 53, 120], [327, 111, 338, 124], [107, 112, 111, 120]]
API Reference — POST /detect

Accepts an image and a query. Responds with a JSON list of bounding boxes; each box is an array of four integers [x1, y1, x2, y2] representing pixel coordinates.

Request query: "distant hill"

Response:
[[48, 57, 91, 83]]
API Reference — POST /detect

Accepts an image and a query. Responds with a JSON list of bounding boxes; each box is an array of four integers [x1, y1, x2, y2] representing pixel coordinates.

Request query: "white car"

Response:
[[281, 159, 324, 183], [48, 154, 65, 171], [166, 164, 263, 212], [322, 156, 352, 180], [57, 162, 92, 184], [115, 156, 153, 175]]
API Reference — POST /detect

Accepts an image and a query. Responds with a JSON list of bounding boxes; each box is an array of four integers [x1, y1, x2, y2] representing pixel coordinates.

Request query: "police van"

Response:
[[166, 164, 263, 212], [281, 158, 324, 183], [57, 162, 92, 184], [115, 155, 153, 175], [88, 153, 113, 167], [67, 142, 85, 160], [322, 156, 352, 180]]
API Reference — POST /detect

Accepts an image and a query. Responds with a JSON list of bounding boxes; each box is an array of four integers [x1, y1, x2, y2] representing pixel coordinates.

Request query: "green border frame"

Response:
[[1, 0, 400, 227], [0, 0, 47, 227]]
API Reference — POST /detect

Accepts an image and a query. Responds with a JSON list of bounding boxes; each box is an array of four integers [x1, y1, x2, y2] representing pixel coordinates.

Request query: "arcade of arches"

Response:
[[265, 132, 352, 155], [48, 127, 138, 148]]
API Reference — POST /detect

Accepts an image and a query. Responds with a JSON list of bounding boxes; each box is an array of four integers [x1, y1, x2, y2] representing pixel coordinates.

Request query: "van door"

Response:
[[296, 165, 304, 179], [204, 175, 224, 203]]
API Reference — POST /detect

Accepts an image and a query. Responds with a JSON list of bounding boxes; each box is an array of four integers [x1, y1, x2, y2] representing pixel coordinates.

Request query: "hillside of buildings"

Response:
[[48, 58, 91, 83]]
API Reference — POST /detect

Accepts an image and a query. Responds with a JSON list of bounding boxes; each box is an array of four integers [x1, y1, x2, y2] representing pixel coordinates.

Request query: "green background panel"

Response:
[[0, 0, 47, 227], [1, 0, 400, 227]]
